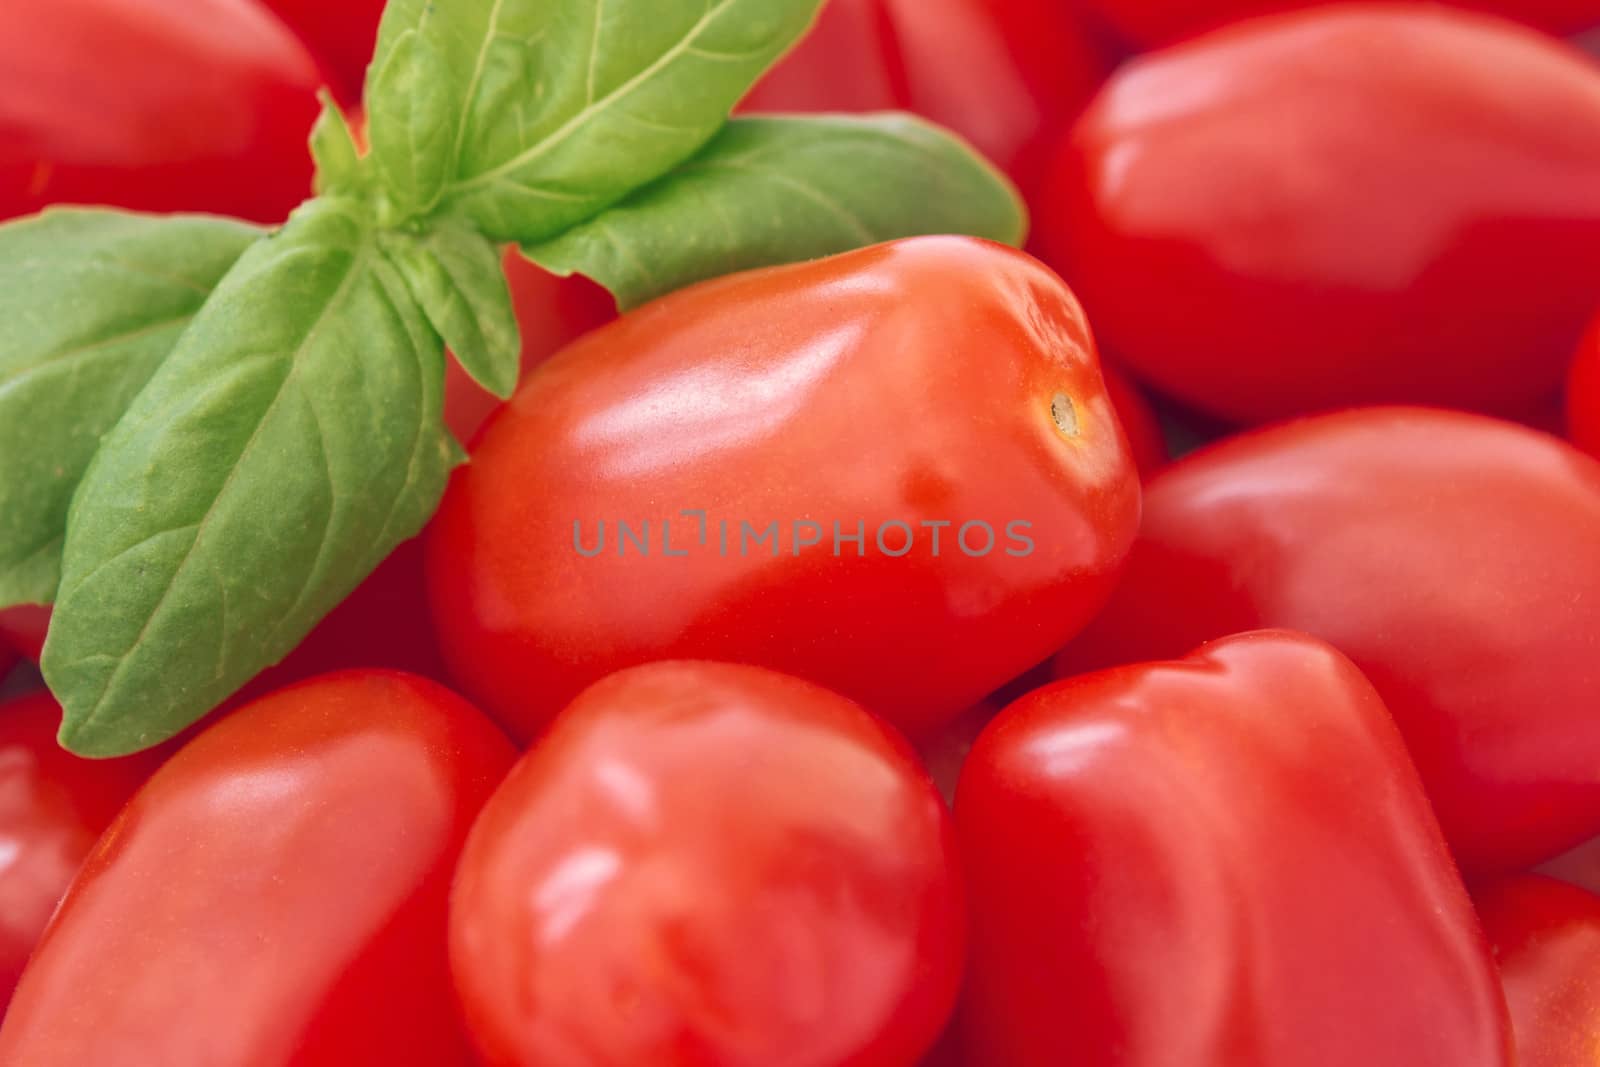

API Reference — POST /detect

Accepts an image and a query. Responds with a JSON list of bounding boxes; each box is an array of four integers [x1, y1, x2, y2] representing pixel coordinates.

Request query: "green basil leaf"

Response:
[[369, 0, 825, 241], [366, 28, 454, 218], [522, 114, 1028, 309], [383, 223, 521, 402], [310, 94, 369, 199], [43, 200, 459, 757], [0, 209, 261, 609]]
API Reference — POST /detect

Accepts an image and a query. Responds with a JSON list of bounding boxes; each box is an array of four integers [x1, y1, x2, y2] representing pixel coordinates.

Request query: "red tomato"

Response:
[[1057, 408, 1600, 875], [2, 0, 322, 224], [444, 252, 617, 445], [1041, 6, 1600, 424], [450, 661, 963, 1067], [963, 630, 1512, 1066], [915, 700, 1001, 806], [259, 0, 386, 103], [0, 606, 48, 663], [1475, 875, 1600, 1067], [0, 692, 162, 1009], [0, 671, 514, 1066], [427, 237, 1142, 743], [1083, 0, 1600, 46], [1101, 362, 1168, 478], [1570, 314, 1600, 456], [741, 0, 1112, 191]]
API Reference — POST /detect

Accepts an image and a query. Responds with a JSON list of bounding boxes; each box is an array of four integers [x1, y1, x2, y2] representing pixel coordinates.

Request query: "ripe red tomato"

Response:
[[0, 692, 163, 1009], [1, 0, 322, 224], [1475, 875, 1600, 1067], [0, 671, 514, 1066], [450, 661, 963, 1067], [259, 0, 386, 103], [1041, 6, 1600, 424], [1100, 362, 1168, 478], [1057, 408, 1600, 876], [427, 237, 1142, 743], [444, 252, 617, 445], [741, 0, 1112, 191], [1570, 314, 1600, 457], [963, 631, 1512, 1066], [1082, 0, 1600, 46]]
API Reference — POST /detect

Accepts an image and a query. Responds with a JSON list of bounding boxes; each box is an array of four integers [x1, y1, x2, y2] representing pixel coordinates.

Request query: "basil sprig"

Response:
[[7, 0, 1028, 755]]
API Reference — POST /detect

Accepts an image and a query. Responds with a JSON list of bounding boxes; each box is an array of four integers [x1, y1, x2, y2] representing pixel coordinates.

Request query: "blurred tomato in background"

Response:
[[1570, 314, 1600, 455], [1041, 6, 1600, 425], [0, 692, 164, 1010], [742, 0, 1115, 194], [261, 0, 387, 102], [1, 0, 322, 224], [1080, 0, 1600, 48]]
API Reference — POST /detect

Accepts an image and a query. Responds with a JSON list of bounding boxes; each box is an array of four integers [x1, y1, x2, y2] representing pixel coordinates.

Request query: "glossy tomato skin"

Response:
[[1084, 0, 1600, 45], [0, 692, 163, 1009], [1475, 876, 1600, 1067], [443, 252, 617, 445], [1, 0, 321, 224], [260, 0, 386, 103], [0, 671, 515, 1066], [427, 237, 1142, 743], [1570, 314, 1600, 456], [742, 0, 1112, 191], [450, 661, 963, 1067], [1057, 408, 1600, 875], [962, 631, 1512, 1067], [1043, 6, 1600, 425]]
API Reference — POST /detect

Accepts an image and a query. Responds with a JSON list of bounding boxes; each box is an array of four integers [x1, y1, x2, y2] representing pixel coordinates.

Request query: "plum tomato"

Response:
[[962, 631, 1511, 1066], [0, 672, 515, 1067], [426, 237, 1142, 743], [1057, 407, 1600, 876], [1041, 6, 1600, 424], [0, 691, 163, 1009], [2, 0, 322, 224], [1475, 875, 1600, 1067], [449, 661, 963, 1067]]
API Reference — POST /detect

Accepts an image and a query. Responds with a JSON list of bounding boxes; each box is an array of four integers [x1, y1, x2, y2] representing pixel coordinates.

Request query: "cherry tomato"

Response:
[[450, 661, 963, 1067], [1041, 6, 1600, 424], [2, 0, 322, 224], [1570, 313, 1600, 457], [1101, 362, 1168, 478], [0, 671, 514, 1066], [0, 692, 163, 1009], [259, 0, 386, 103], [427, 237, 1141, 743], [741, 0, 1112, 191], [1082, 0, 1600, 46], [444, 252, 617, 445], [963, 630, 1512, 1066], [1475, 875, 1600, 1067], [1057, 407, 1600, 876]]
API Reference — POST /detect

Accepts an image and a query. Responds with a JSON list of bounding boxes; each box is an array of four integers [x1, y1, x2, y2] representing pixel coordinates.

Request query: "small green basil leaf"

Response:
[[369, 0, 825, 242], [43, 199, 460, 757], [522, 113, 1028, 309], [0, 209, 261, 609], [367, 28, 454, 219], [383, 224, 521, 403], [310, 93, 369, 199]]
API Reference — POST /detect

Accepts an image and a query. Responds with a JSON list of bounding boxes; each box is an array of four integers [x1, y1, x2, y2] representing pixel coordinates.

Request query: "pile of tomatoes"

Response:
[[3, 0, 1600, 1065]]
